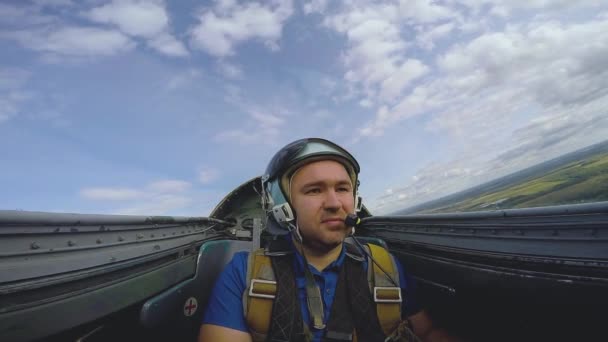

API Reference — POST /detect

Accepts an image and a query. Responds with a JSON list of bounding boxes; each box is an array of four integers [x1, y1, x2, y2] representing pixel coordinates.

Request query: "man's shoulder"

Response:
[[215, 250, 251, 285], [209, 250, 251, 296], [233, 250, 250, 260], [228, 250, 250, 272]]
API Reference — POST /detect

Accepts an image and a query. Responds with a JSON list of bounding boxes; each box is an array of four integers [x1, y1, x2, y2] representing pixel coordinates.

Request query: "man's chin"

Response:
[[300, 234, 344, 252], [317, 233, 349, 250]]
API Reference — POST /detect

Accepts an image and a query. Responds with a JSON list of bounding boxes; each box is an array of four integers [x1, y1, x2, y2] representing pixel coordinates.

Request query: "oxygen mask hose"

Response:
[[344, 214, 399, 287]]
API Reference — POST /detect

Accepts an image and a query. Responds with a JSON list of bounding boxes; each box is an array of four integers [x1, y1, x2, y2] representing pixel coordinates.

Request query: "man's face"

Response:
[[289, 160, 355, 252]]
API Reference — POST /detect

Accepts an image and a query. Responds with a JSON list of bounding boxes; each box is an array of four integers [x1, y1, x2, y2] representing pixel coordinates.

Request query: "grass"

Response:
[[430, 152, 608, 212], [518, 173, 608, 207]]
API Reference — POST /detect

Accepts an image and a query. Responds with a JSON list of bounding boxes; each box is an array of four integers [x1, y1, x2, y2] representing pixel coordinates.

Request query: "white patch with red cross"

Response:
[[183, 297, 198, 317]]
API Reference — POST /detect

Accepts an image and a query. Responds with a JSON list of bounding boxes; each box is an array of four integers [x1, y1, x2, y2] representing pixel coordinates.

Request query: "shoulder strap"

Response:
[[268, 254, 306, 342], [366, 243, 402, 336], [244, 248, 276, 342], [325, 255, 386, 342], [324, 243, 404, 342], [244, 241, 404, 341], [344, 242, 365, 261], [266, 237, 294, 255], [244, 240, 306, 342]]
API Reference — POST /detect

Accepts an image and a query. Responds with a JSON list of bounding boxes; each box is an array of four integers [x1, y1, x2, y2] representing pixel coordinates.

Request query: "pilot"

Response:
[[199, 138, 459, 342]]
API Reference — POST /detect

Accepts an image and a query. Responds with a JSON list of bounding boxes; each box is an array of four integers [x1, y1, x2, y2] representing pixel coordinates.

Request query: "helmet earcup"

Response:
[[263, 178, 296, 231], [272, 203, 295, 224], [355, 194, 363, 213]]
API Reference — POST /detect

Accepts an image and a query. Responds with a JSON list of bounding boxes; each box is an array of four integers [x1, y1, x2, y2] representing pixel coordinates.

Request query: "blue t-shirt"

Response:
[[202, 242, 421, 341]]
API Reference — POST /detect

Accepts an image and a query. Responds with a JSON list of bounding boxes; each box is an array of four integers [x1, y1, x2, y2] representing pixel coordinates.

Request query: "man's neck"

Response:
[[292, 237, 343, 271]]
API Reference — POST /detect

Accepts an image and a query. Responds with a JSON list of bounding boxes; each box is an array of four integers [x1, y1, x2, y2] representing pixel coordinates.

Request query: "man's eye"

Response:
[[338, 187, 351, 192], [306, 188, 321, 194]]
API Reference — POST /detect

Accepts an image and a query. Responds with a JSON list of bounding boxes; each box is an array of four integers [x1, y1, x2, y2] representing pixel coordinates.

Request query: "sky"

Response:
[[1, 0, 607, 216]]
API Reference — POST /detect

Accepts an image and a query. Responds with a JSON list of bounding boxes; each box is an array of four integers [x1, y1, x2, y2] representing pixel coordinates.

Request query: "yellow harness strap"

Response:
[[367, 243, 402, 336], [243, 248, 276, 342], [244, 244, 402, 341]]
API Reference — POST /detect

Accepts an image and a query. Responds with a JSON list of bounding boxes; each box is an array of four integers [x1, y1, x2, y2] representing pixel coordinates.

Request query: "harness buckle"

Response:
[[249, 279, 277, 299], [373, 286, 402, 303]]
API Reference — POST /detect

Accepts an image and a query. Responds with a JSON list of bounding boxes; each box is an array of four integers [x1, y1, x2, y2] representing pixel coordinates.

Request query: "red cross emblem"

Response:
[[184, 297, 198, 317]]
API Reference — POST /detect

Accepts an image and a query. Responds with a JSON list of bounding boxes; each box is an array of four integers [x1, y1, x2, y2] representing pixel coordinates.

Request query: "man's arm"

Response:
[[198, 252, 251, 342], [393, 256, 461, 342], [198, 324, 252, 342], [409, 310, 462, 342]]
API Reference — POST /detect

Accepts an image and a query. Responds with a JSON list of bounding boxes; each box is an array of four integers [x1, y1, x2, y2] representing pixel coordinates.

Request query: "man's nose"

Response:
[[323, 189, 341, 210]]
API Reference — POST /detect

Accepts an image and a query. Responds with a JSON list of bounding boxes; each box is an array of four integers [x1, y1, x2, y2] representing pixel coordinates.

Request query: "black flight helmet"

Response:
[[262, 137, 361, 235]]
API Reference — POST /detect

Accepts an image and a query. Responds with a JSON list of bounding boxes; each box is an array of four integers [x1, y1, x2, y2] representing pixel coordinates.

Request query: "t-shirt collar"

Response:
[[286, 235, 347, 273]]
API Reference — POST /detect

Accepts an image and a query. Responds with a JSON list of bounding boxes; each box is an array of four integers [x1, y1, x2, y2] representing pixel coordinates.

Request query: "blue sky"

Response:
[[1, 0, 607, 216]]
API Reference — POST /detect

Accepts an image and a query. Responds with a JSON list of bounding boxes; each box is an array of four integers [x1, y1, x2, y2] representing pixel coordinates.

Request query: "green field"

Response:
[[426, 152, 608, 213]]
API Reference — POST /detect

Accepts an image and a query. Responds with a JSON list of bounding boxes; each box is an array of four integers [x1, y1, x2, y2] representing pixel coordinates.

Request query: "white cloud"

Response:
[[81, 187, 143, 200], [322, 1, 607, 144], [372, 92, 608, 214], [87, 0, 168, 37], [250, 110, 285, 127], [0, 3, 57, 26], [214, 109, 284, 144], [0, 68, 32, 124], [0, 68, 72, 127], [436, 18, 608, 108], [0, 68, 31, 90], [303, 0, 329, 14], [81, 178, 199, 215], [33, 0, 74, 7], [416, 22, 455, 50], [1, 1, 186, 58], [166, 69, 202, 90], [359, 107, 385, 137], [147, 180, 191, 193], [398, 0, 456, 23], [459, 0, 603, 16], [86, 0, 188, 57], [115, 194, 192, 215], [217, 61, 244, 79], [361, 15, 608, 137], [374, 100, 608, 214], [199, 168, 220, 184], [324, 3, 430, 111], [322, 2, 608, 213], [320, 76, 337, 92], [223, 84, 243, 105], [82, 178, 194, 201], [190, 0, 294, 57], [378, 59, 429, 102], [148, 33, 189, 57], [0, 91, 29, 124], [215, 87, 290, 145], [4, 26, 134, 57], [359, 98, 373, 108], [312, 109, 332, 119], [214, 129, 253, 143]]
